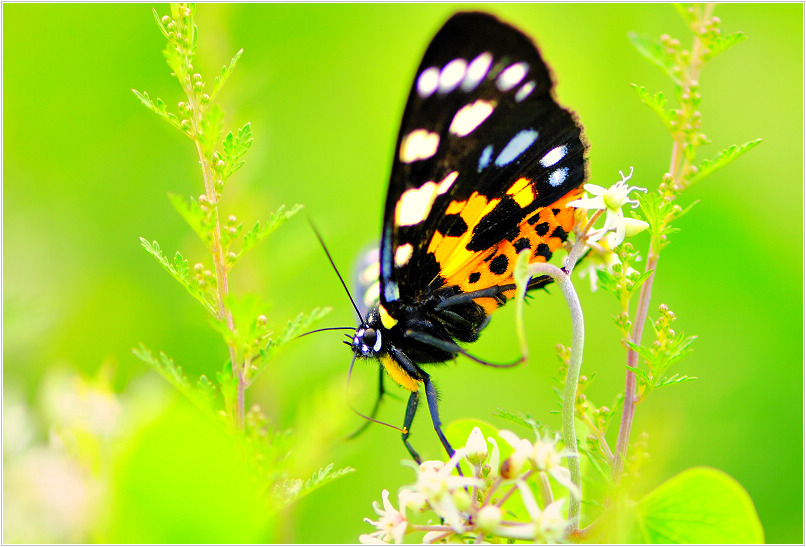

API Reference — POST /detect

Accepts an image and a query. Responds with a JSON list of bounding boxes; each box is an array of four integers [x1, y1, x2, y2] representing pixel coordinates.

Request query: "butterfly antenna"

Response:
[[345, 353, 402, 433], [297, 326, 356, 339], [309, 219, 364, 322]]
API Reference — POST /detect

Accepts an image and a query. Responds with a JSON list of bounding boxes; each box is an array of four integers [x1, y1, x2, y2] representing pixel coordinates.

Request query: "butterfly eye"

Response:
[[362, 328, 378, 349]]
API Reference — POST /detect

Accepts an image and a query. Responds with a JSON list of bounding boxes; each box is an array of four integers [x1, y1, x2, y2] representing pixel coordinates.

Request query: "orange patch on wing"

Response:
[[506, 177, 536, 208], [438, 188, 582, 313], [427, 191, 501, 280]]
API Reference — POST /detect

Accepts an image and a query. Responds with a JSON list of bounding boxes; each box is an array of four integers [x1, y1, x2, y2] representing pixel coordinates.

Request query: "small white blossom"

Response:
[[498, 430, 579, 499], [406, 450, 481, 532], [569, 167, 648, 247], [362, 489, 408, 544], [533, 499, 568, 543]]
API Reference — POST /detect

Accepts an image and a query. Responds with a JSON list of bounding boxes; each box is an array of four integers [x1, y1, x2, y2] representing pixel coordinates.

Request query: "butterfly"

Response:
[[346, 11, 587, 463]]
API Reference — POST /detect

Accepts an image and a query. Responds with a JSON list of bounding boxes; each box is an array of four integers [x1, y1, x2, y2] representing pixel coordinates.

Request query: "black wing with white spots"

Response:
[[378, 12, 587, 315]]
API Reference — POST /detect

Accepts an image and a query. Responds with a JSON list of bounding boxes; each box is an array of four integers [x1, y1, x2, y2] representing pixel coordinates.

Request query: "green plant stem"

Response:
[[186, 85, 244, 431], [525, 261, 583, 530]]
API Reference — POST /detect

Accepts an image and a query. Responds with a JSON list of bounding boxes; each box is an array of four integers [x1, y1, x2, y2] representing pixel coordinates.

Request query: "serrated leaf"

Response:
[[173, 251, 190, 281], [168, 192, 210, 243], [625, 340, 654, 364], [139, 237, 217, 315], [236, 203, 303, 262], [630, 85, 674, 131], [656, 373, 698, 388], [132, 89, 185, 133], [132, 343, 222, 424], [222, 122, 254, 181], [210, 48, 243, 103], [628, 33, 681, 85], [704, 32, 746, 62], [689, 139, 763, 185]]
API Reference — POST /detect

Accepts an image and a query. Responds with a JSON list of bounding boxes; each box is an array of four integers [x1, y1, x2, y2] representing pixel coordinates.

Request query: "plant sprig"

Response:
[[611, 2, 761, 483]]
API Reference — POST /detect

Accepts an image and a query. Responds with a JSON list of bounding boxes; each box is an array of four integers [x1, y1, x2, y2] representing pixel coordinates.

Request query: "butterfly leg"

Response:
[[402, 389, 422, 463], [422, 372, 455, 459], [346, 365, 385, 440]]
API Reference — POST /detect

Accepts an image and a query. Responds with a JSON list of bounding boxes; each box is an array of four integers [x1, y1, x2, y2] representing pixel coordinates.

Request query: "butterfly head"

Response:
[[351, 324, 383, 357]]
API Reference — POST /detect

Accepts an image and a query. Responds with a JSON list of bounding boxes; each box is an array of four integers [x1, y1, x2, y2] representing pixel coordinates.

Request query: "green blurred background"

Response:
[[3, 3, 802, 543]]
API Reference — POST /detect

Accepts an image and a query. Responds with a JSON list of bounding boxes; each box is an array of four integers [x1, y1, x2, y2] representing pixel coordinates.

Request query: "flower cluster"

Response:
[[360, 427, 574, 544], [569, 168, 649, 291]]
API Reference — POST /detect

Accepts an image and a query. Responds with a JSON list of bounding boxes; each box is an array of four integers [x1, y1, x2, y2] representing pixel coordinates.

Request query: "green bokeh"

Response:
[[3, 3, 802, 543]]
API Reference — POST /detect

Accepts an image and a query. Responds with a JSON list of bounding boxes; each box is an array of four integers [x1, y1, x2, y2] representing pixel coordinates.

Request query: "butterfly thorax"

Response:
[[352, 286, 493, 370]]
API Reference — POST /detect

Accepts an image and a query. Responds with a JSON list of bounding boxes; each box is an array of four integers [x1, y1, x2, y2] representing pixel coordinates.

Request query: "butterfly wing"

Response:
[[379, 12, 587, 317]]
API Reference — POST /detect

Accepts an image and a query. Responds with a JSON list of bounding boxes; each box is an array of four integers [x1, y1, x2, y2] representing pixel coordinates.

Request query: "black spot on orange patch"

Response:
[[468, 272, 481, 284], [489, 254, 509, 275], [438, 214, 468, 237], [535, 243, 552, 261], [535, 222, 550, 236], [550, 225, 568, 241], [513, 237, 530, 252]]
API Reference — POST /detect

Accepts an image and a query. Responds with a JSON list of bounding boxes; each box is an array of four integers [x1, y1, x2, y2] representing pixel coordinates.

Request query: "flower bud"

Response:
[[477, 505, 503, 534], [464, 427, 488, 466]]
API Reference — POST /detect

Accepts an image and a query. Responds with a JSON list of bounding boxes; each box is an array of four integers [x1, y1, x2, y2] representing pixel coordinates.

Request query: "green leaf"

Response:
[[237, 203, 303, 262], [132, 89, 185, 133], [630, 85, 674, 131], [210, 48, 244, 104], [272, 464, 354, 509], [634, 467, 764, 543], [704, 32, 746, 62], [132, 343, 222, 425], [168, 193, 210, 244], [628, 33, 681, 85], [139, 237, 217, 315], [689, 139, 763, 185], [222, 122, 254, 180], [655, 373, 698, 388], [261, 307, 331, 362]]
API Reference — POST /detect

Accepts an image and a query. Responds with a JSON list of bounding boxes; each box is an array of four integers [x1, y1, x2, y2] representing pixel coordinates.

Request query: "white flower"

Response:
[[403, 450, 482, 533], [498, 430, 579, 499], [569, 167, 648, 247], [362, 489, 409, 544], [532, 499, 568, 543]]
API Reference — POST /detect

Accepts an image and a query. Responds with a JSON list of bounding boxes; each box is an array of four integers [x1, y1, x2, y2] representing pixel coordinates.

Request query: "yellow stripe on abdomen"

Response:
[[380, 353, 420, 392]]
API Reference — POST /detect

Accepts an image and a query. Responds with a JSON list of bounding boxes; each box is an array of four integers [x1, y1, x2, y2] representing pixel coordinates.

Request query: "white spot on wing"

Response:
[[461, 52, 493, 91], [436, 171, 458, 195], [549, 167, 569, 187], [396, 183, 439, 226], [540, 145, 568, 168], [417, 67, 440, 98], [399, 129, 440, 163], [438, 58, 467, 94], [449, 100, 495, 137], [515, 80, 536, 102], [395, 243, 413, 267], [495, 129, 538, 167], [496, 62, 528, 91], [395, 171, 459, 227]]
